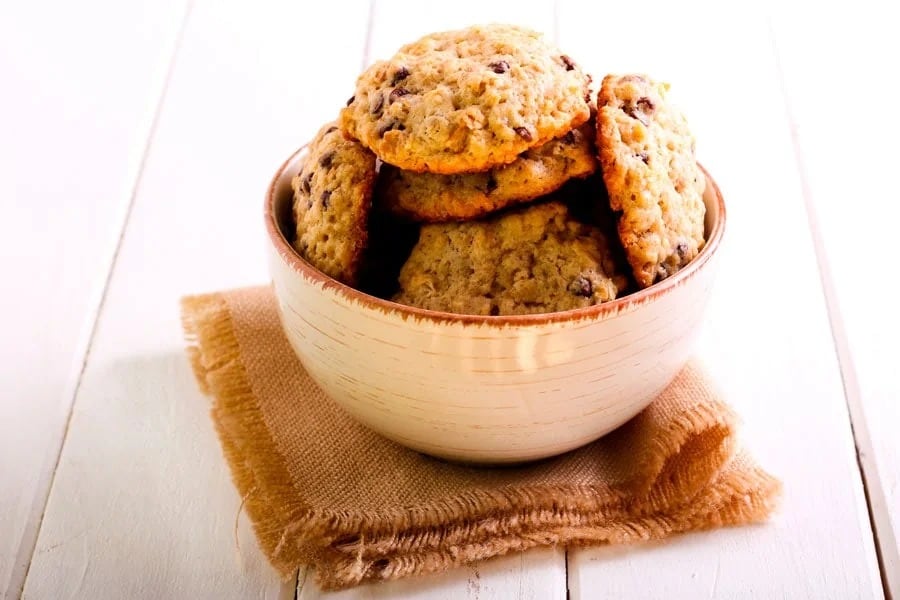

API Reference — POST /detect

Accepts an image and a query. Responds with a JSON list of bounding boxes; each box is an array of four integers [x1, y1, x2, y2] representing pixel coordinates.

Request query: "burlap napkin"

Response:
[[180, 285, 781, 590]]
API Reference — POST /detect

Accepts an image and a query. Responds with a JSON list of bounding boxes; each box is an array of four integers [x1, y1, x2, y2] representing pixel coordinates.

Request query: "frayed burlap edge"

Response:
[[181, 291, 782, 591], [315, 458, 781, 589], [182, 292, 312, 579]]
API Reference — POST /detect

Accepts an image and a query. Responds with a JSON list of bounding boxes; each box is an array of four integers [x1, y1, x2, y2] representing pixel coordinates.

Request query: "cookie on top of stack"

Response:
[[340, 24, 592, 175], [289, 23, 706, 316]]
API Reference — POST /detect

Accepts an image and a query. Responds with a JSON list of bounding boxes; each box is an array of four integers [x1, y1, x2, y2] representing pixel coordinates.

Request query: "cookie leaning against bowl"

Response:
[[392, 201, 628, 316], [291, 122, 376, 286], [340, 24, 592, 174], [596, 74, 706, 288], [376, 122, 597, 222]]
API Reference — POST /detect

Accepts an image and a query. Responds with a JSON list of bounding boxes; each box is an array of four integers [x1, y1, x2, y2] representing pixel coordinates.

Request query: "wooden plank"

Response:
[[0, 1, 188, 597], [556, 6, 884, 598], [290, 2, 568, 597], [771, 13, 900, 597], [19, 1, 370, 598]]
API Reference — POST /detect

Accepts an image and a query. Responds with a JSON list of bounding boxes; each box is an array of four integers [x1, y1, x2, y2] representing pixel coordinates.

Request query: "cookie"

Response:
[[392, 201, 627, 316], [376, 122, 597, 222], [340, 24, 592, 174], [291, 122, 376, 286], [596, 74, 706, 288]]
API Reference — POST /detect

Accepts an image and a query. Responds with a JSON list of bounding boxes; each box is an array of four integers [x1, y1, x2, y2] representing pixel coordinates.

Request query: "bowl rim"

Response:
[[264, 145, 726, 327]]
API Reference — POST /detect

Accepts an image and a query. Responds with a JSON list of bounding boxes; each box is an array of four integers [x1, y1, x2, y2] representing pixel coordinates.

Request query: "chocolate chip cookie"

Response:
[[340, 24, 592, 174], [291, 122, 376, 286], [376, 123, 597, 222], [596, 74, 706, 288], [392, 201, 627, 316]]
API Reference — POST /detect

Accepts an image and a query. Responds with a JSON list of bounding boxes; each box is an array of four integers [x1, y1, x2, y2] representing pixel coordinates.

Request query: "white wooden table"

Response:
[[1, 3, 896, 598]]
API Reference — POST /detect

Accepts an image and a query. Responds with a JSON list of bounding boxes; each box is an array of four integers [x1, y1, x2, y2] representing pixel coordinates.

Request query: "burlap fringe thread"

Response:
[[181, 292, 781, 590]]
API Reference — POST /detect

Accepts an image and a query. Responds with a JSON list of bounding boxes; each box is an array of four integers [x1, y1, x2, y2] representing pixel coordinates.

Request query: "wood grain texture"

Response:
[[20, 1, 370, 598], [771, 13, 899, 597], [557, 6, 884, 598], [0, 1, 187, 597]]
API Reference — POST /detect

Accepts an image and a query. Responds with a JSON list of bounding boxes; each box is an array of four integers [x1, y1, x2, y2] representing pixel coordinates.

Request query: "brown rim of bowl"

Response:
[[264, 145, 726, 327]]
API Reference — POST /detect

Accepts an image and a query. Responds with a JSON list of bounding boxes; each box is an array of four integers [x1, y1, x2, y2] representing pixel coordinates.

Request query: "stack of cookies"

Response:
[[290, 24, 706, 316]]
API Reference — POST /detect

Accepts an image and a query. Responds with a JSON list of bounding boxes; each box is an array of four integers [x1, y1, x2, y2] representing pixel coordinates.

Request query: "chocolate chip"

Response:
[[560, 55, 576, 71], [325, 126, 337, 134], [376, 120, 405, 136], [318, 151, 336, 168], [637, 96, 655, 113], [370, 93, 384, 115], [346, 95, 355, 106], [300, 172, 312, 194], [563, 131, 577, 145], [488, 60, 509, 74], [569, 275, 593, 297], [321, 190, 331, 209], [391, 66, 410, 85], [637, 151, 649, 164], [489, 305, 500, 316], [675, 242, 688, 258], [389, 87, 410, 102], [486, 174, 498, 193], [514, 127, 532, 141]]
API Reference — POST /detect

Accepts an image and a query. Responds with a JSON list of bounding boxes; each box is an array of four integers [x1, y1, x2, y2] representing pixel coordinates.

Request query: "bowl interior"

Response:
[[267, 147, 725, 317]]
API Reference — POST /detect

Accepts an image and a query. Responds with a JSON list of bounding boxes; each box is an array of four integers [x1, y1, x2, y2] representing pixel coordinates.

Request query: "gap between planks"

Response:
[[11, 3, 196, 598], [766, 19, 896, 600]]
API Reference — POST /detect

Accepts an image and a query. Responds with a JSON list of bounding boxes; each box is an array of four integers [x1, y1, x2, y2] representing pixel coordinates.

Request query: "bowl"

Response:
[[264, 146, 726, 464]]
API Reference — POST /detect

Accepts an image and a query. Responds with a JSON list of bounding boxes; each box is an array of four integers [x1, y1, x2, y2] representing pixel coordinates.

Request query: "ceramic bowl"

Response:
[[264, 146, 726, 464]]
